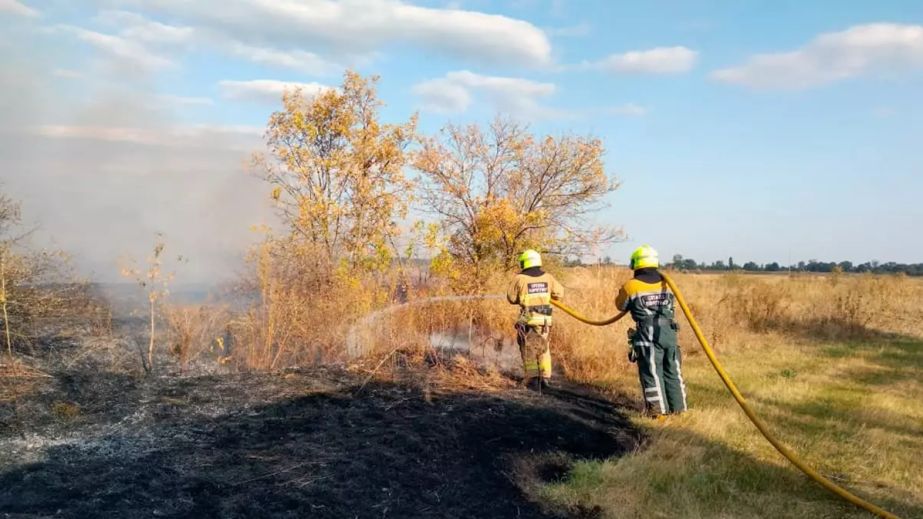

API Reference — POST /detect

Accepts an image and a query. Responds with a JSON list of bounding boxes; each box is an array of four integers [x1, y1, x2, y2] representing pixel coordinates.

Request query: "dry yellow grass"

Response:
[[533, 268, 923, 519], [143, 249, 923, 519], [228, 259, 922, 517]]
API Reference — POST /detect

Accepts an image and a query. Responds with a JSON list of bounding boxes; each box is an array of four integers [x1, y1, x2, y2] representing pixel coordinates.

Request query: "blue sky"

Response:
[[1, 1, 922, 280]]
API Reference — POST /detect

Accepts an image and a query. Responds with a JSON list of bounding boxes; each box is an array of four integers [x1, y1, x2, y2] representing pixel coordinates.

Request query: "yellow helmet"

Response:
[[518, 249, 542, 269], [630, 245, 659, 270]]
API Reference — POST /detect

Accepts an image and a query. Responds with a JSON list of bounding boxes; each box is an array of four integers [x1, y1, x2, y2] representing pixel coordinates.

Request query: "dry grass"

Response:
[[205, 256, 923, 516], [0, 362, 52, 403], [530, 269, 923, 518], [163, 304, 232, 371]]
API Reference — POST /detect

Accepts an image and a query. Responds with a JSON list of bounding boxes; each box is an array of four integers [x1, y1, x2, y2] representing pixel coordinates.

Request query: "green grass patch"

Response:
[[541, 334, 923, 518]]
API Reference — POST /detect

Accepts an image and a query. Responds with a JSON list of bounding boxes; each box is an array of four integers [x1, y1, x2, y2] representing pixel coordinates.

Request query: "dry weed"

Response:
[[163, 304, 231, 371]]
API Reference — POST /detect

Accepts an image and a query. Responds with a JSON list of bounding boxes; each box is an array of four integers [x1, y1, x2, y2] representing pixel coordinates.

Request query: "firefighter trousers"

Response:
[[516, 324, 552, 381], [634, 340, 687, 414]]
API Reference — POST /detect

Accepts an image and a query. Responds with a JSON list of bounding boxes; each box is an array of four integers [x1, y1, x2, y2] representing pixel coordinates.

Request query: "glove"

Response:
[[626, 328, 637, 363]]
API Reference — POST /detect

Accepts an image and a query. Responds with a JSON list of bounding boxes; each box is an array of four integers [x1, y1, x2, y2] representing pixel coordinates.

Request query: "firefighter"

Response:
[[507, 249, 563, 391], [615, 245, 687, 416]]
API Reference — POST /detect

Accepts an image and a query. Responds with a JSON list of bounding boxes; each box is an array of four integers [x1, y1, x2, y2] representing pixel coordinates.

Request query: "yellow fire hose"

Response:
[[550, 273, 900, 519]]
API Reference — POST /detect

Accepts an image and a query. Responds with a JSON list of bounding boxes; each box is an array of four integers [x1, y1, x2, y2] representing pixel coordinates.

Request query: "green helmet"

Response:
[[630, 245, 659, 270], [518, 249, 542, 269]]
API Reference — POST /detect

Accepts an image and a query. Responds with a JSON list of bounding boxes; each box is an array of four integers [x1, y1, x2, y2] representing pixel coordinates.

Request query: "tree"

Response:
[[413, 117, 620, 288], [254, 71, 417, 275], [743, 261, 760, 271], [672, 254, 684, 268], [121, 235, 179, 374]]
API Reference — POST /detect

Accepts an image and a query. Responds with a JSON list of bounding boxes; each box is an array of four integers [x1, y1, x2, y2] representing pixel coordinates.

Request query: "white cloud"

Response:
[[712, 23, 923, 90], [219, 80, 333, 103], [0, 0, 38, 17], [156, 94, 215, 107], [412, 70, 565, 119], [547, 22, 591, 38], [34, 125, 162, 146], [112, 0, 552, 66], [606, 103, 648, 117], [95, 10, 194, 45], [55, 25, 174, 70], [52, 68, 84, 79], [32, 123, 261, 148], [224, 42, 341, 75], [412, 79, 472, 113], [83, 10, 343, 75], [592, 46, 698, 74]]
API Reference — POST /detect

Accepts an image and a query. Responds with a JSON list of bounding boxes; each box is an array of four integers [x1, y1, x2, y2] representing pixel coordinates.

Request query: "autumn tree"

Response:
[[254, 71, 417, 276], [413, 117, 620, 289], [237, 72, 418, 367]]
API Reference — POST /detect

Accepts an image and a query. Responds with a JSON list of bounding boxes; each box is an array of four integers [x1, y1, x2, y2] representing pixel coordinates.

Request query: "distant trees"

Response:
[[668, 254, 923, 276]]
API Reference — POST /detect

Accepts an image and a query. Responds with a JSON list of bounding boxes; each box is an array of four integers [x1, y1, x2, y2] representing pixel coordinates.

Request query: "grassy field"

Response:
[[537, 270, 923, 518], [5, 263, 918, 518]]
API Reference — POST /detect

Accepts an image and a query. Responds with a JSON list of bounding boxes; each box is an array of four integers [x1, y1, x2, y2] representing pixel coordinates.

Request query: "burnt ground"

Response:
[[0, 364, 642, 519]]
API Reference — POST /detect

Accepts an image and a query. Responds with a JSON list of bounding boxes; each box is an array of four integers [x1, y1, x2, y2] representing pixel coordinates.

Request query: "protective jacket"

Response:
[[506, 267, 564, 327], [616, 268, 687, 414], [615, 268, 678, 343]]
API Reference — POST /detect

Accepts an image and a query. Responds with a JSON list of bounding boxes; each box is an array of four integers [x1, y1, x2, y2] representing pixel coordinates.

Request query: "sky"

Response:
[[1, 0, 922, 282]]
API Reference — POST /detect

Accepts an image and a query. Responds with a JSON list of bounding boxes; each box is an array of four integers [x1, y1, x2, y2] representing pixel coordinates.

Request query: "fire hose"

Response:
[[550, 273, 899, 519]]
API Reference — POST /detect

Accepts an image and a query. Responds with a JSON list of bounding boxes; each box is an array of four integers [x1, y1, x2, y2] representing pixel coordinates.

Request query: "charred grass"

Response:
[[2, 269, 921, 518], [0, 362, 641, 519]]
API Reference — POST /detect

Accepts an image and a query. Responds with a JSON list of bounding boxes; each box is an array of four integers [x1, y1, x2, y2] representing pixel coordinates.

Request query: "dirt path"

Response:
[[0, 368, 641, 518]]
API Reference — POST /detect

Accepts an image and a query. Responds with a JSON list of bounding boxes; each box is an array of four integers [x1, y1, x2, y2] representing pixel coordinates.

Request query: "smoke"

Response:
[[0, 21, 273, 284]]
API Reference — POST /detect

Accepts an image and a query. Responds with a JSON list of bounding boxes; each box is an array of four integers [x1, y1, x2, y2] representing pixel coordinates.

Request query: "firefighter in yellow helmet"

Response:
[[507, 250, 563, 391], [614, 245, 688, 416]]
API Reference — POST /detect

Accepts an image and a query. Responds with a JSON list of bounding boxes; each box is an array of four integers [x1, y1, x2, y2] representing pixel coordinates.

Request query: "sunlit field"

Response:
[[323, 267, 923, 517], [534, 269, 923, 518]]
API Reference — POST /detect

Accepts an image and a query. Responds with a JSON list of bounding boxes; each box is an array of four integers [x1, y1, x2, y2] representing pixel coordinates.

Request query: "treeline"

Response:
[[672, 256, 923, 276], [571, 255, 923, 276]]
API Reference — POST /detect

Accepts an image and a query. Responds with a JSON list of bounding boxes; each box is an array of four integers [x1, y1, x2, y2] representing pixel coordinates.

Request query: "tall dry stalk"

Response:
[[1, 248, 12, 362], [121, 236, 177, 373]]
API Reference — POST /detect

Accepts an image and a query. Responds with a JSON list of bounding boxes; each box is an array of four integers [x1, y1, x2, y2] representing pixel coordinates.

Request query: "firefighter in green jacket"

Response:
[[507, 250, 563, 391], [615, 245, 688, 415]]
